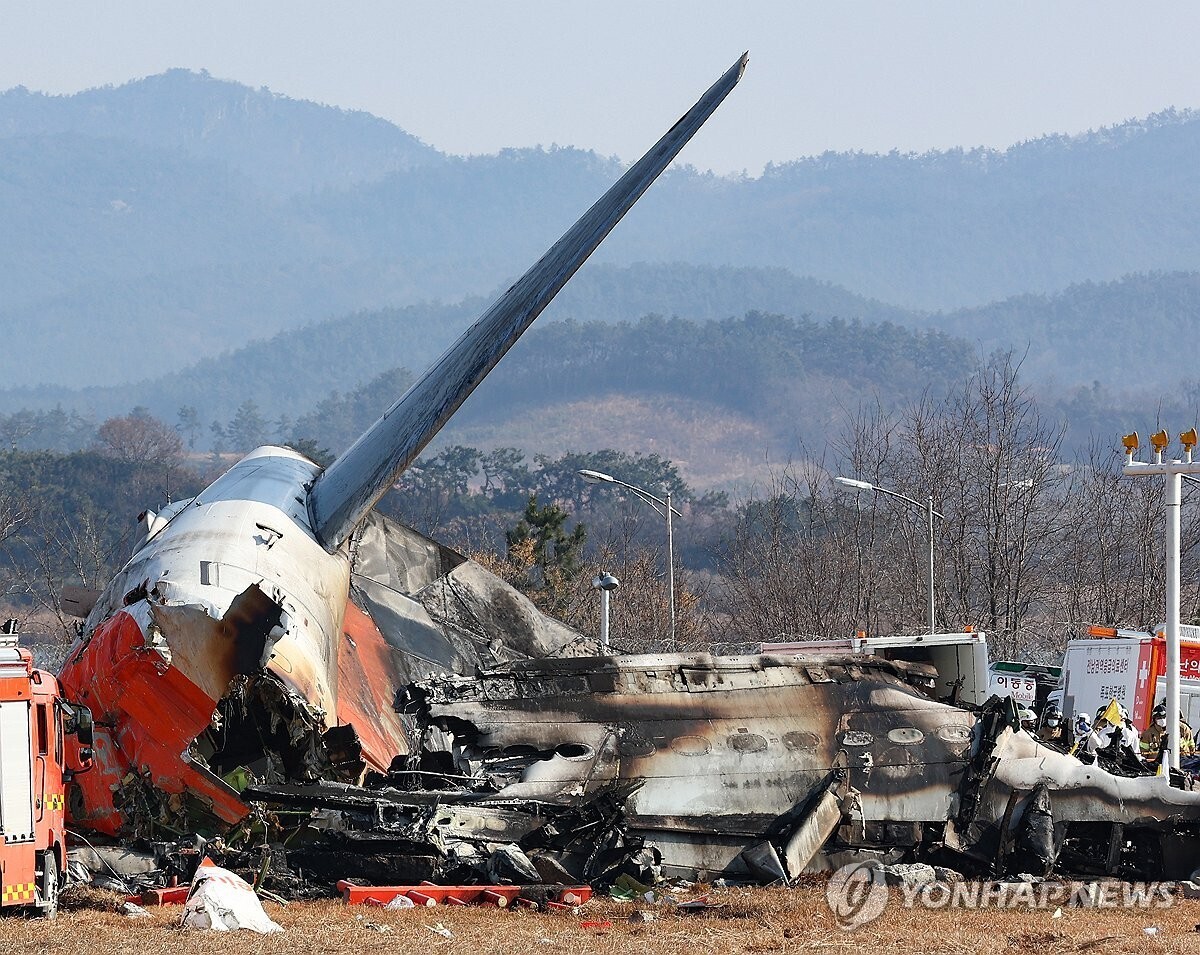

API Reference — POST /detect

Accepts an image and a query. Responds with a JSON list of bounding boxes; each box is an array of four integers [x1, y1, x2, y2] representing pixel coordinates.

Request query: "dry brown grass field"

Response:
[[2, 885, 1199, 955]]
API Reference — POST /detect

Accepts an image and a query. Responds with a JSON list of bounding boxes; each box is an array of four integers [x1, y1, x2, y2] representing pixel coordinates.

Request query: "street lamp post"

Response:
[[579, 469, 683, 646], [1122, 428, 1200, 772], [834, 476, 945, 634]]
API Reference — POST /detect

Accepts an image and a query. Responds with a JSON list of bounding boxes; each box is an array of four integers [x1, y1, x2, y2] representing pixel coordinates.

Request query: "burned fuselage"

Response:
[[398, 652, 1200, 881]]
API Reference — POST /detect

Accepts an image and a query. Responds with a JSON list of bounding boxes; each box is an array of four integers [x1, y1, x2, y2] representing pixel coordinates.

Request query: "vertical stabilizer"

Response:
[[309, 54, 747, 552]]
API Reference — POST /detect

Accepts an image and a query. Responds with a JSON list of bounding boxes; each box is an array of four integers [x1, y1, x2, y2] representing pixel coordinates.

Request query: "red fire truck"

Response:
[[0, 621, 93, 917]]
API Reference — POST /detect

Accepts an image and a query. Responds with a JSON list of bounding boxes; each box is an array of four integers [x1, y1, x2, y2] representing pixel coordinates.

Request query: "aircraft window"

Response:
[[841, 731, 874, 747], [887, 727, 925, 745], [555, 743, 595, 761], [783, 731, 820, 752], [935, 725, 972, 743], [728, 733, 768, 753], [671, 735, 711, 756], [618, 738, 656, 757]]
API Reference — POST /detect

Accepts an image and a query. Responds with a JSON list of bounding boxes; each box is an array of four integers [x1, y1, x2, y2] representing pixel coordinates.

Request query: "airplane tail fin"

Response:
[[309, 54, 748, 551]]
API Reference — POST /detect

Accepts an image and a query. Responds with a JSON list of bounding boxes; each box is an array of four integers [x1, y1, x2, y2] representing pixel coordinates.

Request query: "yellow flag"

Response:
[[1100, 697, 1123, 727]]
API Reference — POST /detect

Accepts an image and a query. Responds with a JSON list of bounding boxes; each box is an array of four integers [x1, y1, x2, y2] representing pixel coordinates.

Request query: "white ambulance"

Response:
[[1059, 624, 1200, 732]]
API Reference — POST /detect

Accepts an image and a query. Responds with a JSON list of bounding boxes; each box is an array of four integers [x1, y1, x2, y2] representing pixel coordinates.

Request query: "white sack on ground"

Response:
[[181, 858, 283, 933]]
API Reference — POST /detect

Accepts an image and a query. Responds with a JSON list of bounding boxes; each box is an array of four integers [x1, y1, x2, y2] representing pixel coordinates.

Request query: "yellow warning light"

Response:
[[1122, 432, 1140, 452], [1182, 428, 1198, 452], [1151, 430, 1170, 453]]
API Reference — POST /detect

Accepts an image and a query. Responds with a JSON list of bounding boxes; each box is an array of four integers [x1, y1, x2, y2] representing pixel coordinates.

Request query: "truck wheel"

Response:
[[37, 850, 59, 919]]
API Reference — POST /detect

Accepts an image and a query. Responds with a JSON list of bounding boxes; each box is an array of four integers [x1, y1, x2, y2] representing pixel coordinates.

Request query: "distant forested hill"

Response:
[[4, 72, 1200, 391], [924, 272, 1200, 387], [0, 70, 440, 196], [0, 263, 912, 421]]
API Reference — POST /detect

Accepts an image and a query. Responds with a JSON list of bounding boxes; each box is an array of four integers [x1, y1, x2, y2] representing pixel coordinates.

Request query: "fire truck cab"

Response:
[[0, 622, 93, 917]]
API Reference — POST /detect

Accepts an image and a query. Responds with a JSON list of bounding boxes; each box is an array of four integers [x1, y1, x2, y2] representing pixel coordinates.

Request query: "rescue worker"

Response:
[[1037, 705, 1065, 745], [1070, 713, 1093, 756], [1086, 700, 1148, 773], [1121, 715, 1141, 754], [1019, 708, 1038, 734], [1140, 702, 1197, 764], [1085, 715, 1119, 756]]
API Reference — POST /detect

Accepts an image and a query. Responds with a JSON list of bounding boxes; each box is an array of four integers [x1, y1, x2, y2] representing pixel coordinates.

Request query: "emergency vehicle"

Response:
[[0, 622, 93, 917], [1059, 624, 1200, 732]]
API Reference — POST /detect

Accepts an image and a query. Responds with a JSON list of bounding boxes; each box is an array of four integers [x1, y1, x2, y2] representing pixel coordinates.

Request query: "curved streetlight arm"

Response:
[[834, 476, 945, 520], [834, 474, 944, 634], [577, 470, 683, 517], [578, 468, 682, 647], [871, 484, 946, 522]]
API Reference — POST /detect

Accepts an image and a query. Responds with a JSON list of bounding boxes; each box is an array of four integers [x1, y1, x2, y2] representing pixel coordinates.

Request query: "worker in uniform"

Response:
[[1019, 708, 1038, 734], [1070, 713, 1092, 756], [1037, 705, 1065, 745], [1140, 702, 1197, 765], [1085, 714, 1120, 757], [1121, 715, 1142, 754], [1085, 699, 1146, 772]]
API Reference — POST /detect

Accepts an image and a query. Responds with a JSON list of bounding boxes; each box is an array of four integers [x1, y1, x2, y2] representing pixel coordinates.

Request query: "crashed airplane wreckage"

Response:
[[54, 56, 747, 843], [52, 51, 1200, 893], [240, 655, 1200, 887]]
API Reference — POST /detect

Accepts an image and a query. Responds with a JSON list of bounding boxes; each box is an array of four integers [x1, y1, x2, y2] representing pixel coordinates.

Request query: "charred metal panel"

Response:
[[416, 562, 590, 661], [349, 512, 594, 685], [352, 512, 463, 595]]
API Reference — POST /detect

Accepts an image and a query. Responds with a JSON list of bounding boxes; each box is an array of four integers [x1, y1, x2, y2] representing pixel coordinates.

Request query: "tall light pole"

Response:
[[1122, 428, 1200, 772], [579, 469, 683, 646], [834, 476, 945, 634]]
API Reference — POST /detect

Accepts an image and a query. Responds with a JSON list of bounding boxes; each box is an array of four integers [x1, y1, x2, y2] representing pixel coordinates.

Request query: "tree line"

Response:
[[1, 356, 1195, 667]]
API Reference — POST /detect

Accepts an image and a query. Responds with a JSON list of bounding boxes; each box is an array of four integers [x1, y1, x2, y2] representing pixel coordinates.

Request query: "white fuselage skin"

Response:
[[81, 447, 350, 718]]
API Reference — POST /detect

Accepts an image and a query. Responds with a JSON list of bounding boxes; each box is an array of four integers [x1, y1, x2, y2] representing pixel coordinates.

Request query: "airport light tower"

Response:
[[1123, 427, 1200, 772]]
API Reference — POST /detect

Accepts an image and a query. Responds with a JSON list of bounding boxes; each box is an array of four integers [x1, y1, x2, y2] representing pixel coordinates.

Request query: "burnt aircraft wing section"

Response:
[[309, 54, 749, 552]]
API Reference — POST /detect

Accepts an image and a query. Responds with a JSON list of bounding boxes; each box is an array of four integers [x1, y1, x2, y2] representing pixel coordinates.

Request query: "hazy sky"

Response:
[[4, 2, 1200, 174]]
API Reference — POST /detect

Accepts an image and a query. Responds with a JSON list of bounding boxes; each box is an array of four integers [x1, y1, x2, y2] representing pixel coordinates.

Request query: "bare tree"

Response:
[[920, 358, 1070, 659], [714, 462, 865, 644], [95, 410, 184, 467], [6, 504, 129, 646]]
